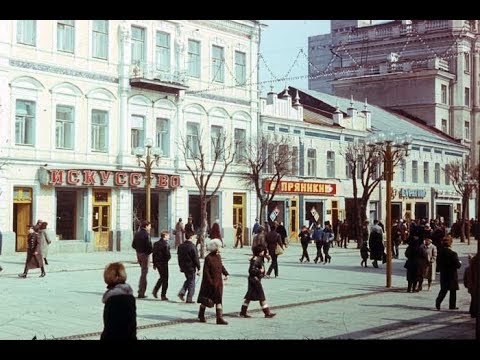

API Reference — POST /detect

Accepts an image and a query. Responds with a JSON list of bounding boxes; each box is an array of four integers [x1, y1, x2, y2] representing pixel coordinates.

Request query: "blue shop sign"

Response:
[[399, 188, 427, 199]]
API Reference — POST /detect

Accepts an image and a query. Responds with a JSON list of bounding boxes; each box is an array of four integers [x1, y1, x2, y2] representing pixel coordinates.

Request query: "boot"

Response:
[[216, 307, 228, 325], [40, 267, 46, 277], [44, 258, 48, 265], [198, 305, 206, 323], [239, 305, 251, 318], [262, 306, 276, 318]]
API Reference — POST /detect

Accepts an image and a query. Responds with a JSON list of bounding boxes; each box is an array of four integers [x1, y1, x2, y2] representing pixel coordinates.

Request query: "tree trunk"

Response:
[[199, 196, 208, 258], [460, 195, 467, 243]]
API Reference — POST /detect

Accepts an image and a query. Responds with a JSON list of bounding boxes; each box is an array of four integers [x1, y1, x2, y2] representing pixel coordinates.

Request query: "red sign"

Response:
[[42, 169, 181, 189], [264, 180, 336, 195]]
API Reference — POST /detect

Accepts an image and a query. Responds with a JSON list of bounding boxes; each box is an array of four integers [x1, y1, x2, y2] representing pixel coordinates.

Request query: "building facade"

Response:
[[260, 86, 468, 242], [308, 20, 480, 167], [0, 20, 261, 254]]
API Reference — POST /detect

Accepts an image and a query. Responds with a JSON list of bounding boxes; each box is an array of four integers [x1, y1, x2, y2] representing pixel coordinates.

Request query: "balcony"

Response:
[[129, 62, 189, 95]]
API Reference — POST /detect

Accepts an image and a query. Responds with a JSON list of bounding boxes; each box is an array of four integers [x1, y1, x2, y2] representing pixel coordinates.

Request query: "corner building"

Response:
[[0, 20, 261, 254]]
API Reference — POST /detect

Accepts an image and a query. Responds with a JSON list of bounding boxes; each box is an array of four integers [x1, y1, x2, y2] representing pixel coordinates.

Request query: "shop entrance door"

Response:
[[13, 187, 32, 252], [289, 196, 299, 242], [92, 190, 111, 251]]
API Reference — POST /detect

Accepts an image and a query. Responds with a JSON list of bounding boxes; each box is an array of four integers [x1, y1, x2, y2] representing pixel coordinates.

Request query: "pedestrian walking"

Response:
[[209, 221, 223, 247], [369, 220, 384, 268], [298, 225, 311, 263], [265, 228, 283, 278], [18, 225, 45, 278], [234, 223, 243, 248], [177, 233, 201, 303], [100, 262, 137, 340], [322, 221, 334, 264], [312, 223, 324, 264], [463, 253, 478, 318], [360, 242, 370, 267], [435, 236, 462, 310], [37, 221, 51, 265], [252, 218, 260, 236], [131, 220, 153, 299], [419, 237, 437, 291], [152, 230, 171, 300], [174, 218, 185, 249], [197, 239, 230, 325], [239, 244, 276, 319]]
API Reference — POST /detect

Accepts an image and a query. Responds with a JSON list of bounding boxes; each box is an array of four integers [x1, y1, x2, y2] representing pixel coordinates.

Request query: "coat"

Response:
[[175, 222, 185, 247], [437, 246, 462, 291], [368, 228, 384, 261], [38, 229, 51, 258], [244, 256, 266, 302], [132, 228, 152, 255], [197, 252, 229, 305], [177, 240, 200, 274], [100, 283, 137, 340], [421, 243, 437, 281], [25, 232, 43, 270]]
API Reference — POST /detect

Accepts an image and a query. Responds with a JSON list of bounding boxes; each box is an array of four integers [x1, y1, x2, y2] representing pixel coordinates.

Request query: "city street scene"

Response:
[[0, 20, 479, 342]]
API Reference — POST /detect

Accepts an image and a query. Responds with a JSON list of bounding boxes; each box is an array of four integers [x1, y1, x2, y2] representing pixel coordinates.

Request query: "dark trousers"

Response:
[[436, 287, 457, 309], [136, 252, 149, 296], [300, 243, 310, 262], [153, 263, 169, 297], [235, 235, 243, 248], [179, 271, 196, 302], [323, 242, 331, 263], [267, 253, 278, 277], [314, 242, 324, 262]]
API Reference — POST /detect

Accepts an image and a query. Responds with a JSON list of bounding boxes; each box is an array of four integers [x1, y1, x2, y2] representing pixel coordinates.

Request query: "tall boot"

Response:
[[18, 266, 28, 278], [198, 305, 206, 323], [262, 306, 276, 318], [216, 307, 228, 325], [40, 267, 46, 277], [44, 258, 48, 265], [239, 304, 251, 318]]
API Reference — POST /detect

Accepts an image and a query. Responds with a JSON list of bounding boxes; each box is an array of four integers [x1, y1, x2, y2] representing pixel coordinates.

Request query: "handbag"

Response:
[[198, 296, 214, 308], [275, 244, 284, 256]]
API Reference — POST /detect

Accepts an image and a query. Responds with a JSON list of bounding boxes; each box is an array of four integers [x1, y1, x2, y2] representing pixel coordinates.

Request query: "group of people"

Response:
[[18, 220, 51, 278]]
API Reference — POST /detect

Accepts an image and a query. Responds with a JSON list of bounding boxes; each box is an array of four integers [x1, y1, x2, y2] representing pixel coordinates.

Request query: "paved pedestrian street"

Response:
[[0, 241, 477, 340]]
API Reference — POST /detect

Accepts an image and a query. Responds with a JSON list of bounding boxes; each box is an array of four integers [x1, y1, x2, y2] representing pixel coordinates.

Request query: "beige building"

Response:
[[0, 20, 261, 254], [308, 20, 480, 168]]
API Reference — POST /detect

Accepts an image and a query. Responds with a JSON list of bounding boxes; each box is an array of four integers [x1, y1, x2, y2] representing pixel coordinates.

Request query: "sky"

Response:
[[259, 20, 389, 95], [259, 20, 330, 94]]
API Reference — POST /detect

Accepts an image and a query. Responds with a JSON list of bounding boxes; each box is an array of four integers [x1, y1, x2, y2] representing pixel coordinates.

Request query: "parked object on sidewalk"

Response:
[[100, 262, 137, 340]]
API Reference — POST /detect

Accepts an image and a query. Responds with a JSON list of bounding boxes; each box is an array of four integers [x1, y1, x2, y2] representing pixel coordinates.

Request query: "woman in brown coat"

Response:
[[197, 239, 229, 325], [18, 225, 45, 278]]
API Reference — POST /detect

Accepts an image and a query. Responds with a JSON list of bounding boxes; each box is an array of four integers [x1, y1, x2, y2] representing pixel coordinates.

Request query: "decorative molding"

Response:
[[191, 20, 258, 38], [189, 92, 251, 106], [9, 60, 118, 84]]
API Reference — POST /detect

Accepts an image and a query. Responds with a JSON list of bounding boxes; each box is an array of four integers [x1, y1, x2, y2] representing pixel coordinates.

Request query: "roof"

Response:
[[292, 87, 467, 149]]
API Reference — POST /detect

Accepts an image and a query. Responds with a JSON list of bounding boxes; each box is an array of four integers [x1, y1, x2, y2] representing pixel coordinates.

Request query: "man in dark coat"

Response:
[[132, 220, 152, 299], [435, 236, 462, 310], [265, 228, 283, 278], [177, 234, 201, 303], [152, 230, 171, 300], [369, 220, 384, 268]]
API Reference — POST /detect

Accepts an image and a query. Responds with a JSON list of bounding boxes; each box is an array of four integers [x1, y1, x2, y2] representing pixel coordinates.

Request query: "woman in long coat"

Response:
[[38, 221, 51, 265], [420, 237, 437, 291], [435, 236, 462, 310], [18, 225, 45, 278], [197, 239, 229, 325], [239, 244, 276, 319], [174, 218, 185, 248]]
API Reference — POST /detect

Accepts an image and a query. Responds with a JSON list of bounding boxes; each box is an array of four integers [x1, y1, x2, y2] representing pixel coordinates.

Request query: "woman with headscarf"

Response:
[[197, 239, 229, 324], [239, 244, 276, 319]]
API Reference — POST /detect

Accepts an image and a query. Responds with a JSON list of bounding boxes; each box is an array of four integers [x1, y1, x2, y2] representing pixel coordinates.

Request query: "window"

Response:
[[131, 26, 145, 65], [156, 118, 169, 157], [17, 20, 36, 46], [307, 149, 316, 177], [212, 45, 224, 83], [396, 159, 406, 182], [327, 151, 335, 178], [434, 163, 440, 184], [441, 119, 448, 134], [464, 121, 470, 139], [465, 87, 470, 106], [234, 128, 246, 163], [441, 84, 447, 104], [55, 105, 74, 149], [186, 122, 200, 159], [464, 52, 470, 73], [187, 40, 200, 78], [91, 110, 108, 152], [266, 144, 275, 174], [156, 31, 170, 72], [291, 146, 298, 175], [445, 167, 450, 185], [235, 51, 246, 86], [92, 20, 108, 60], [211, 125, 223, 161], [57, 20, 75, 53], [412, 160, 418, 183], [423, 161, 429, 183], [15, 100, 35, 145], [345, 162, 353, 179], [131, 115, 145, 154]]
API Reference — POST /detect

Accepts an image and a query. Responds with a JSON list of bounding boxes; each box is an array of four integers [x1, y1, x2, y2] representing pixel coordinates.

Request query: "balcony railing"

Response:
[[130, 62, 187, 87]]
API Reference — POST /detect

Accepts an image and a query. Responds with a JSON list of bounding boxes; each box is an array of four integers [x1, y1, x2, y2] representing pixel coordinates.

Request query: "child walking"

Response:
[[360, 242, 370, 267]]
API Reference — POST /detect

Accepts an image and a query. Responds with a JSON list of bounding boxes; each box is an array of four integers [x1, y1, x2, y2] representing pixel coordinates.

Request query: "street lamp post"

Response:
[[368, 132, 411, 288], [135, 138, 162, 223]]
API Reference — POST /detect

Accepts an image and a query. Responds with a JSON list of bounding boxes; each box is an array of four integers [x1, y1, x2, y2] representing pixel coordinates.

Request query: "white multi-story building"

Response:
[[0, 20, 261, 254], [260, 86, 468, 242]]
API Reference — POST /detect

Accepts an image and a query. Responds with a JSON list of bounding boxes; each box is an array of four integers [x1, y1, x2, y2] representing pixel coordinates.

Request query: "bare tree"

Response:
[[238, 134, 293, 224], [342, 141, 405, 247], [444, 160, 479, 243], [179, 127, 235, 258]]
